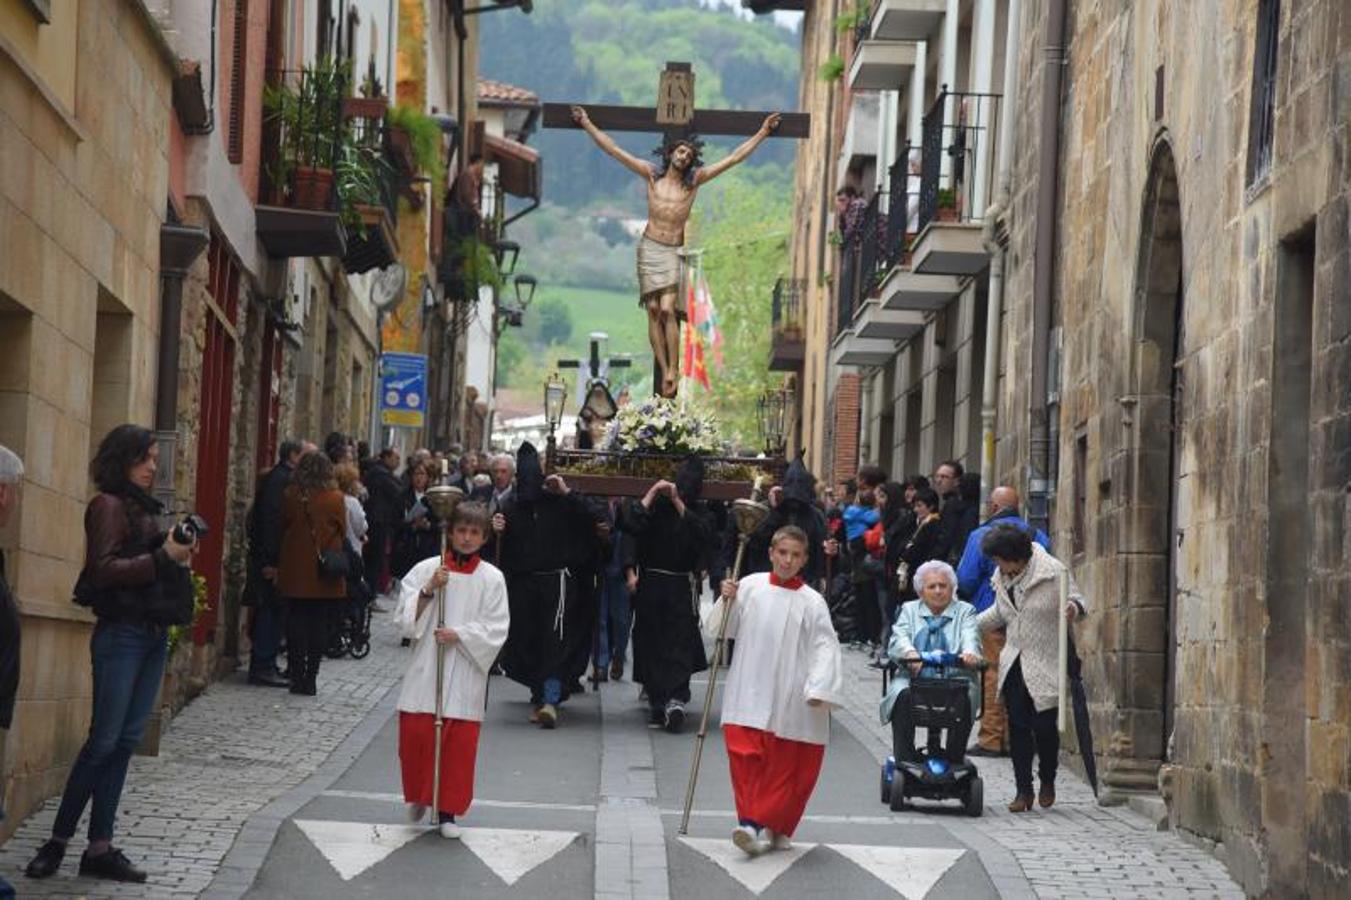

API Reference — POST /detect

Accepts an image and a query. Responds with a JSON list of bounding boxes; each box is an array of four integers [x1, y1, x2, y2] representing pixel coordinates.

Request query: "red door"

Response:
[[193, 235, 240, 646]]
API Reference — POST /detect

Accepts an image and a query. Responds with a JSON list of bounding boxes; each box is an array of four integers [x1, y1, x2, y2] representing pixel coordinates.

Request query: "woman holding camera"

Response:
[[26, 425, 196, 884], [278, 452, 348, 695]]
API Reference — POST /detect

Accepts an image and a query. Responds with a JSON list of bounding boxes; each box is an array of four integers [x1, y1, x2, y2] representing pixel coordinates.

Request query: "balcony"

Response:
[[341, 114, 401, 274], [256, 66, 348, 259], [848, 38, 918, 92], [830, 326, 896, 369], [871, 0, 947, 42], [911, 87, 1002, 277], [769, 277, 806, 371]]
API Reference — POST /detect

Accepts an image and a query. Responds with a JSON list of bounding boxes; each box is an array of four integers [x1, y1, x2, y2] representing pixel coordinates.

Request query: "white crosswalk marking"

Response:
[[677, 837, 817, 895], [295, 819, 580, 886], [826, 844, 966, 898], [293, 820, 425, 881], [459, 827, 580, 886]]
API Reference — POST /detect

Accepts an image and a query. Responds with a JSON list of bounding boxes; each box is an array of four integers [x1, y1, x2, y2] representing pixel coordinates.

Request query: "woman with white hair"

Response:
[[878, 560, 982, 766]]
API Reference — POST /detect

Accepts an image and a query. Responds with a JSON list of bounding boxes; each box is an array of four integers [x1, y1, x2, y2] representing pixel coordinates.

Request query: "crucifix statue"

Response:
[[543, 62, 809, 398]]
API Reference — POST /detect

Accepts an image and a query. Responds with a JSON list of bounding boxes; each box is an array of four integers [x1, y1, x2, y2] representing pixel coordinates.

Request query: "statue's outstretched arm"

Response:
[[695, 113, 782, 186], [571, 106, 651, 179]]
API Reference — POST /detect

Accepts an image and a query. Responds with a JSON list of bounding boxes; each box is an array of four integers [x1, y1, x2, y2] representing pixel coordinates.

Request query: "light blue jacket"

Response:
[[878, 598, 982, 723]]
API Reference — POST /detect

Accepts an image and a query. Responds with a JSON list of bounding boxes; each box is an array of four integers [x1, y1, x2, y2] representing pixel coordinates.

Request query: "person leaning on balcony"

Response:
[[26, 425, 196, 885], [277, 450, 348, 697], [0, 445, 22, 899], [975, 525, 1086, 813]]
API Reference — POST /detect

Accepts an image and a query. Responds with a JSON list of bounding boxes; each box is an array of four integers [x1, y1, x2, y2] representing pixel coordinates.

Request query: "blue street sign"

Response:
[[379, 352, 427, 428]]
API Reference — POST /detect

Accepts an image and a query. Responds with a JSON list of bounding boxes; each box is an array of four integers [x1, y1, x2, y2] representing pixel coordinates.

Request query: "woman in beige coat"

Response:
[[976, 525, 1086, 812]]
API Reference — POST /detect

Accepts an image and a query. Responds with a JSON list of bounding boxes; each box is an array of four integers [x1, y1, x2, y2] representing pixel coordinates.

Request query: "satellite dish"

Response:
[[370, 263, 408, 313]]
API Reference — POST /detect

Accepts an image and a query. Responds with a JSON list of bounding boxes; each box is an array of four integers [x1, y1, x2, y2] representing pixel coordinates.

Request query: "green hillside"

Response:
[[480, 0, 800, 212]]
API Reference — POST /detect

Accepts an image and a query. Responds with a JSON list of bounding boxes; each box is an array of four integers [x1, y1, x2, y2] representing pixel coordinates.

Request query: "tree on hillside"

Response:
[[536, 299, 574, 346]]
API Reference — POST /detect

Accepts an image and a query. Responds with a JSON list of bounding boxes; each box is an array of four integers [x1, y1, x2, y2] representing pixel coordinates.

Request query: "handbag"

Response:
[[303, 492, 349, 581]]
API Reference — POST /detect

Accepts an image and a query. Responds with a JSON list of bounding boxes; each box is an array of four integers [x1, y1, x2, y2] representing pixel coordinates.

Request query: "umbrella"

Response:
[[1067, 634, 1098, 796]]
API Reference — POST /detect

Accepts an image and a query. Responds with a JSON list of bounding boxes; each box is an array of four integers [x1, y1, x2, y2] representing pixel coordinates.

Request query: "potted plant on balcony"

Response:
[[386, 104, 447, 202], [263, 58, 351, 210], [936, 188, 961, 222]]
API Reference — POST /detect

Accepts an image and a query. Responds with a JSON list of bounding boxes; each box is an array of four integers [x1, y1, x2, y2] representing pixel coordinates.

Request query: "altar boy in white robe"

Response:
[[713, 525, 844, 857], [395, 502, 509, 839]]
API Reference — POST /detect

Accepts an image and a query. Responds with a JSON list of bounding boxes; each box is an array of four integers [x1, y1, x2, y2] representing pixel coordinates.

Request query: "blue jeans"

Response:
[[52, 620, 167, 842], [249, 586, 285, 677], [592, 572, 632, 669]]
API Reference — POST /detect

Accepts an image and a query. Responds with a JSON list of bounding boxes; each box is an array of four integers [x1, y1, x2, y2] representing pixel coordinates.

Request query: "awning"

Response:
[[484, 133, 541, 200]]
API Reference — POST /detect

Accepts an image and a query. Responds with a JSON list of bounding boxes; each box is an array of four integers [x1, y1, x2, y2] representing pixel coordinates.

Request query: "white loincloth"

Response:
[[636, 234, 683, 303]]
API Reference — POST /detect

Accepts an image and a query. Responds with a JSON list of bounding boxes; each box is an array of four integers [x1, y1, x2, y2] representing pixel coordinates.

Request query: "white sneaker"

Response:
[[439, 819, 461, 839], [765, 829, 792, 851], [406, 803, 428, 824], [731, 825, 769, 857]]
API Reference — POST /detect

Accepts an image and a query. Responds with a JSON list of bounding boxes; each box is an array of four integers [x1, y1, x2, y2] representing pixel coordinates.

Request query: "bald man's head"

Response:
[[990, 485, 1020, 513]]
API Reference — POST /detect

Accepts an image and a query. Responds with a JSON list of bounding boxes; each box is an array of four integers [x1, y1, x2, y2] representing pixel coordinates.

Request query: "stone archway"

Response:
[[1107, 140, 1184, 796]]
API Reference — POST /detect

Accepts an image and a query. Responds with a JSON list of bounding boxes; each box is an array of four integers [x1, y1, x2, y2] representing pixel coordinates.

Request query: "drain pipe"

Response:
[[1027, 0, 1068, 534], [979, 0, 1022, 503]]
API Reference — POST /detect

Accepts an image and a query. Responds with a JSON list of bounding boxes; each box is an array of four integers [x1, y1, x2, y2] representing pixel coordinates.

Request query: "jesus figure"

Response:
[[571, 106, 782, 398]]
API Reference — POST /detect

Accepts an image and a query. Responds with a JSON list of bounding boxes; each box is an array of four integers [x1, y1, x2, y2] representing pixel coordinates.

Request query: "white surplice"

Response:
[[704, 572, 845, 745], [394, 555, 510, 721]]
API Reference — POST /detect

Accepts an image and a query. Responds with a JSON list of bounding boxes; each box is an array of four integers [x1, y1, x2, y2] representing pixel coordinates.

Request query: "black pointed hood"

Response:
[[674, 455, 705, 505], [515, 441, 544, 503], [781, 453, 816, 507]]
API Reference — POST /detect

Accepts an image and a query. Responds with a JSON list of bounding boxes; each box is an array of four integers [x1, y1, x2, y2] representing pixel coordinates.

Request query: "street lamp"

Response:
[[494, 239, 521, 276], [544, 371, 567, 461], [757, 386, 790, 457], [513, 273, 537, 310]]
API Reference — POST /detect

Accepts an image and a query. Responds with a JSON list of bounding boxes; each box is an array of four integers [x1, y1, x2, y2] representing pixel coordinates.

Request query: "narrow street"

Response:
[[0, 600, 1245, 899]]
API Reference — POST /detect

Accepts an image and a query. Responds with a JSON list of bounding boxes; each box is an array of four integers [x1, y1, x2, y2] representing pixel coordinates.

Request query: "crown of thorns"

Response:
[[652, 133, 705, 162]]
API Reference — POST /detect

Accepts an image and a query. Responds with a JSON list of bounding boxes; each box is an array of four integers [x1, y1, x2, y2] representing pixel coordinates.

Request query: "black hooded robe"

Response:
[[623, 461, 713, 710], [497, 444, 603, 704], [737, 455, 829, 585]]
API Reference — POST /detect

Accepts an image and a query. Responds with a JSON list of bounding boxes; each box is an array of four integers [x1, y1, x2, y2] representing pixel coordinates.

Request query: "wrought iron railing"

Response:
[[852, 1, 875, 46], [835, 233, 859, 339], [771, 277, 806, 337], [916, 87, 1003, 230], [261, 65, 349, 211], [885, 151, 918, 266]]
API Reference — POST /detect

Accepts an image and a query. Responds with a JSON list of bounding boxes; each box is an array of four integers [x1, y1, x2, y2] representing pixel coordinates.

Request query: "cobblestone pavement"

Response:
[[829, 643, 1246, 899], [0, 605, 406, 898], [0, 598, 1250, 898]]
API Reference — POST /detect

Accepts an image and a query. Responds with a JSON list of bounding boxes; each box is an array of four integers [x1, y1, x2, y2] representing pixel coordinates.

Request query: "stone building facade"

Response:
[[0, 0, 177, 833], [770, 0, 1349, 893], [993, 1, 1350, 894], [0, 0, 511, 844]]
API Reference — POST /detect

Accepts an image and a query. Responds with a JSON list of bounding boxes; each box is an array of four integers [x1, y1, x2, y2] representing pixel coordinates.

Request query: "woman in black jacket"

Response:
[[27, 425, 195, 885], [897, 487, 946, 603], [391, 460, 441, 577], [877, 481, 915, 627]]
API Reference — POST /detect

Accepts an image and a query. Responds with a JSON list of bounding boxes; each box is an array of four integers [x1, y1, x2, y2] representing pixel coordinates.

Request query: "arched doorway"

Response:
[[1121, 141, 1183, 776]]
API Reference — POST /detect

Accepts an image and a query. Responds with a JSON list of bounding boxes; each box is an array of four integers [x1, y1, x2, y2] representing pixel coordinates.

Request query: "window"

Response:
[[228, 0, 250, 164], [1246, 0, 1279, 186], [1073, 432, 1088, 557]]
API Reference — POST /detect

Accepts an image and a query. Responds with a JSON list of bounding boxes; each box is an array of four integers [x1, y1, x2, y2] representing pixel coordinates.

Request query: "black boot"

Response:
[[287, 651, 308, 694], [24, 839, 66, 879], [78, 846, 147, 883]]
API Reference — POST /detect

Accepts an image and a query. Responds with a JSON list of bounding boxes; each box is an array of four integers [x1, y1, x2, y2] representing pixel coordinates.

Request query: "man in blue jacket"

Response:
[[956, 486, 1050, 756]]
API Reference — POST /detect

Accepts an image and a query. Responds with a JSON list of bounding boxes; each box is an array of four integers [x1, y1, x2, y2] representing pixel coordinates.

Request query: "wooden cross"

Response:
[[542, 61, 810, 141]]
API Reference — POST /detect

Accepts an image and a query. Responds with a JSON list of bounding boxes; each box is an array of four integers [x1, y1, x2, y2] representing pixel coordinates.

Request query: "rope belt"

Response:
[[644, 567, 700, 616]]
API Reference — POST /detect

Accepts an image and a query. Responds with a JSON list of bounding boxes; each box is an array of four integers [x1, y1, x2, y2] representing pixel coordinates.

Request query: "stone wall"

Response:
[[0, 0, 175, 839], [995, 1, 1350, 893]]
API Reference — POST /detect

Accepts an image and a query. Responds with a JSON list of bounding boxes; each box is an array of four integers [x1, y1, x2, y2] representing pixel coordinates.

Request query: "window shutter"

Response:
[[228, 0, 249, 164]]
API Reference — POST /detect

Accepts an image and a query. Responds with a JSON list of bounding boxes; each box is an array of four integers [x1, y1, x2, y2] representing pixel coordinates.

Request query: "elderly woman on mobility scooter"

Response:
[[878, 560, 986, 816], [976, 525, 1086, 813]]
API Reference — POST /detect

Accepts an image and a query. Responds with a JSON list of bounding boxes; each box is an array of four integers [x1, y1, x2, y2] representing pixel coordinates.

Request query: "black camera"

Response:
[[171, 514, 209, 546]]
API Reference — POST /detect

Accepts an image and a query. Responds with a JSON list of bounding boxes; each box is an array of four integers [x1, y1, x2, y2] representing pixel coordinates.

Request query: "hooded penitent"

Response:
[[780, 454, 816, 509], [674, 456, 705, 505], [515, 442, 544, 504]]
